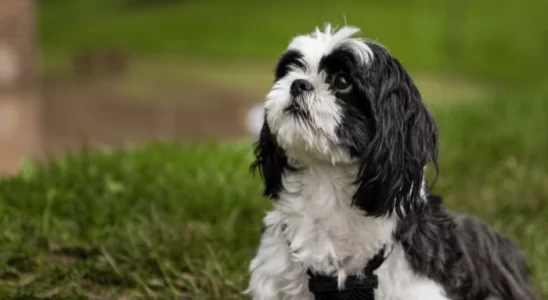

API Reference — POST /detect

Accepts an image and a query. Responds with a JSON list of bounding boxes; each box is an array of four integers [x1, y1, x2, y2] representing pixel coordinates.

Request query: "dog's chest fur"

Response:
[[263, 164, 449, 299]]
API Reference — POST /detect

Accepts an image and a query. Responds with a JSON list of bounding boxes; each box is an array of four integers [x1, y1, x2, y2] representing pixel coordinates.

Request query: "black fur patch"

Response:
[[319, 47, 375, 158], [342, 42, 440, 218], [274, 49, 306, 81], [250, 121, 296, 199]]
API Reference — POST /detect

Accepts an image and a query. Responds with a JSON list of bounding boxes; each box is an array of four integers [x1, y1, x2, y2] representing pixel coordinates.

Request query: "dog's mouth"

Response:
[[283, 97, 309, 119]]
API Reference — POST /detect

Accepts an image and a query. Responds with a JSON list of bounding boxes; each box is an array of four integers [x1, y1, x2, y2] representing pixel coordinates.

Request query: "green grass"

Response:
[[1, 88, 548, 298], [39, 0, 548, 85]]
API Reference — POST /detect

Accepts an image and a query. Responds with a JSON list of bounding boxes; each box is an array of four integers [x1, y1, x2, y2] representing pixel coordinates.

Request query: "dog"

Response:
[[244, 24, 539, 300]]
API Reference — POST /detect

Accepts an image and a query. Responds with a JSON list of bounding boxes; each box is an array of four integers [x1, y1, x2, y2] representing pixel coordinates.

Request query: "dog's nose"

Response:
[[290, 79, 314, 97]]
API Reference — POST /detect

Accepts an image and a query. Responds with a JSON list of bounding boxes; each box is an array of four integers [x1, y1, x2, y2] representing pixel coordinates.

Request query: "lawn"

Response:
[[0, 88, 547, 299]]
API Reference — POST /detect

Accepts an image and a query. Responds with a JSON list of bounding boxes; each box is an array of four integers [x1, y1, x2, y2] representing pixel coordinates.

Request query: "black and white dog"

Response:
[[244, 25, 538, 300]]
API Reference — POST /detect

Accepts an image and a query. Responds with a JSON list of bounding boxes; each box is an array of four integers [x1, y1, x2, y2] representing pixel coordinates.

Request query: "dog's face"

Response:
[[264, 25, 374, 164], [254, 25, 439, 216]]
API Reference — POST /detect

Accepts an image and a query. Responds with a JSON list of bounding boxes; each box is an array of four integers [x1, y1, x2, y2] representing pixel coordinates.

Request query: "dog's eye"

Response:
[[333, 74, 351, 91]]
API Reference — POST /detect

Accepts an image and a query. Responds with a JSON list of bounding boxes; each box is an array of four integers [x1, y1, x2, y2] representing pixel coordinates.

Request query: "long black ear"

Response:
[[353, 45, 439, 217], [250, 119, 292, 199]]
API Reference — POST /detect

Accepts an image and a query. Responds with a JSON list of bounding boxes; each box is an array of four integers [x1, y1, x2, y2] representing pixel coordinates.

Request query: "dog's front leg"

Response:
[[245, 226, 313, 300]]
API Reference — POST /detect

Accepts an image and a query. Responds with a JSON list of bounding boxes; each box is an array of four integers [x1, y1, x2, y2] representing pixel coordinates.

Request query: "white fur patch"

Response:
[[375, 245, 450, 300], [273, 164, 395, 280], [287, 24, 372, 73], [246, 230, 313, 300]]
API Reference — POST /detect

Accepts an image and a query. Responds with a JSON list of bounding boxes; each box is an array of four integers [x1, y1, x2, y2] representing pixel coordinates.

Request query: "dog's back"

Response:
[[452, 211, 539, 300]]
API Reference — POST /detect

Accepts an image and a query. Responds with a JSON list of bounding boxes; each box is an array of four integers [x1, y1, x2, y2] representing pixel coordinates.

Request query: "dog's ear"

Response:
[[250, 119, 292, 199], [353, 46, 439, 217]]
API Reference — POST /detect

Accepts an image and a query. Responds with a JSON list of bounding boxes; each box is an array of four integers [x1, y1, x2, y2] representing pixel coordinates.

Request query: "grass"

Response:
[[1, 87, 548, 299], [39, 0, 548, 85]]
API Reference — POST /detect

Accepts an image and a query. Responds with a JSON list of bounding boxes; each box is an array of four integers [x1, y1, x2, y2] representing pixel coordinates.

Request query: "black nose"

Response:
[[290, 79, 314, 97]]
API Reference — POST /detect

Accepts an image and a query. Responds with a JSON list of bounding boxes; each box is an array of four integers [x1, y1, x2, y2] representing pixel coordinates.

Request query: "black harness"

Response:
[[279, 224, 393, 300], [306, 245, 392, 300]]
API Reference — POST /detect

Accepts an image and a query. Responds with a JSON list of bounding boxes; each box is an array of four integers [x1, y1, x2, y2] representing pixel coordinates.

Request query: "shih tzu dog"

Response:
[[244, 24, 539, 300]]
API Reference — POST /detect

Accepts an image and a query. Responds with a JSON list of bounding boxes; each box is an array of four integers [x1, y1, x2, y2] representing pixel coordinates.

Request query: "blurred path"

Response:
[[39, 76, 262, 159]]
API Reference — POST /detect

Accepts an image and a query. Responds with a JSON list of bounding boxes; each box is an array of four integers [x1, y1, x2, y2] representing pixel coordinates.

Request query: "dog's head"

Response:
[[252, 24, 439, 217]]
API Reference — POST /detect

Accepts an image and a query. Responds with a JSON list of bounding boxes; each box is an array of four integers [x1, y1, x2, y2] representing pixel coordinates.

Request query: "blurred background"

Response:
[[1, 0, 546, 174], [0, 1, 547, 298]]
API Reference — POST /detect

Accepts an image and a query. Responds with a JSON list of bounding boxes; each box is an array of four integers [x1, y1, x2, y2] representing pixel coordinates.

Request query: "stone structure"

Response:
[[0, 0, 42, 175]]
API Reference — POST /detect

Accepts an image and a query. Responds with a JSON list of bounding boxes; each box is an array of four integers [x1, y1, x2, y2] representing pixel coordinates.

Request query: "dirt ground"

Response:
[[40, 74, 262, 159]]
